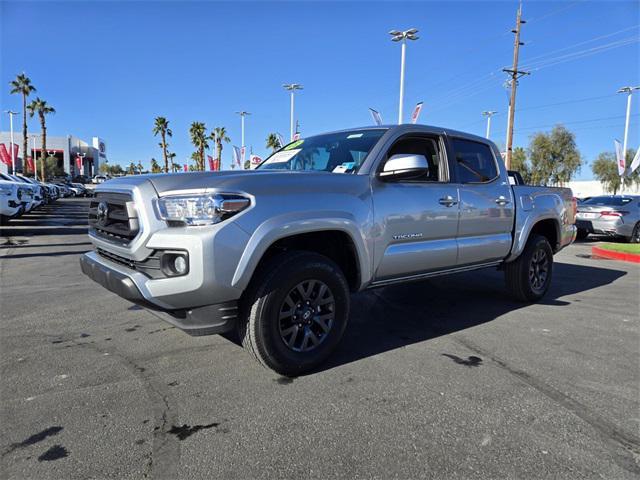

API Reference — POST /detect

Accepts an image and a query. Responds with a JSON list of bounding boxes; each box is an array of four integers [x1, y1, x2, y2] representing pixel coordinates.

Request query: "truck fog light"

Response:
[[160, 252, 189, 277], [174, 256, 187, 275]]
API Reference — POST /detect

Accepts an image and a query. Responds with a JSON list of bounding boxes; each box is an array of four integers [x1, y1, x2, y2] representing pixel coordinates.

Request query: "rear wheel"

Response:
[[505, 234, 553, 302], [238, 251, 350, 376], [576, 228, 589, 241]]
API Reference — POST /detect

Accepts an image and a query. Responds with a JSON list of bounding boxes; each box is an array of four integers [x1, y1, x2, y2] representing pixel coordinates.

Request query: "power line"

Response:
[[526, 1, 584, 24], [514, 113, 639, 132], [518, 94, 617, 112], [520, 24, 639, 65]]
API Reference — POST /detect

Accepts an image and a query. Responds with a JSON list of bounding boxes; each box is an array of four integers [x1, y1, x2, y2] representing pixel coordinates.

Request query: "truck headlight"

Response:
[[157, 193, 250, 226]]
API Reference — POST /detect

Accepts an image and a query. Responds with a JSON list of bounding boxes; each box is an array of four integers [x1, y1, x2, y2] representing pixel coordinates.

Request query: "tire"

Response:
[[628, 223, 640, 244], [505, 234, 554, 302], [576, 228, 589, 241], [238, 251, 350, 376]]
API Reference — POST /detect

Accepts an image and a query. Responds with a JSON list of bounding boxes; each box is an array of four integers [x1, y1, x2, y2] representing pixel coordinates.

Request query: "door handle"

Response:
[[495, 196, 511, 206], [438, 195, 458, 207]]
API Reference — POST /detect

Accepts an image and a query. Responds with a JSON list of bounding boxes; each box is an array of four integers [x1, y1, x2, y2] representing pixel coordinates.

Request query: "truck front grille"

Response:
[[88, 192, 140, 244]]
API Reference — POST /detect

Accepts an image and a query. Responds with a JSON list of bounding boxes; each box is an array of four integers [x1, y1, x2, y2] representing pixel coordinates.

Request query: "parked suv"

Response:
[[81, 125, 576, 375]]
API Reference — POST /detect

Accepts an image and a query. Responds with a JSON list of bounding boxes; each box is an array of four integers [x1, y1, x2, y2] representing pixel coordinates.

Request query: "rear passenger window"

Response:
[[452, 139, 498, 183]]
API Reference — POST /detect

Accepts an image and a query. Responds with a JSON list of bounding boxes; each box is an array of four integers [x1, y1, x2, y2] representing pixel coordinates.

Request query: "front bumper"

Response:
[[80, 253, 238, 336]]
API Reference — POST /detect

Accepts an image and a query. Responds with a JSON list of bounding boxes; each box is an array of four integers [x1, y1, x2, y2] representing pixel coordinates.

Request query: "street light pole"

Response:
[[482, 111, 498, 139], [617, 86, 640, 164], [283, 84, 303, 140], [235, 111, 251, 162], [389, 28, 419, 124], [5, 110, 18, 174]]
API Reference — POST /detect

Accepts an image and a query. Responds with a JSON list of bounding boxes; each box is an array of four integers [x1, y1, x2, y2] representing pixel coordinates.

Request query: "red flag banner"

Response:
[[207, 155, 215, 171], [183, 164, 188, 172], [0, 144, 11, 167], [26, 157, 34, 172], [76, 156, 83, 171], [11, 143, 19, 167]]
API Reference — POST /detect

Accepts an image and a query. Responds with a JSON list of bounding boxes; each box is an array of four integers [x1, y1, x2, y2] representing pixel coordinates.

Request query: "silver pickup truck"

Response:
[[80, 125, 576, 375]]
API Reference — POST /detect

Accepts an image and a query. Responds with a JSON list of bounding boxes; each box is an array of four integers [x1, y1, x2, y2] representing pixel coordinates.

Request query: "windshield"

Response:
[[583, 196, 635, 206], [257, 129, 386, 173]]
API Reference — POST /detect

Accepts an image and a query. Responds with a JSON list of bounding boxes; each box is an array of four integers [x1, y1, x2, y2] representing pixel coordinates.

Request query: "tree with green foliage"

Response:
[[529, 125, 581, 186], [189, 122, 208, 171], [27, 97, 55, 181], [136, 161, 144, 174], [127, 162, 137, 175], [9, 73, 36, 175], [44, 156, 63, 177], [510, 146, 532, 184], [592, 148, 639, 194], [153, 117, 172, 173], [212, 127, 230, 169], [266, 133, 281, 152], [150, 158, 162, 173]]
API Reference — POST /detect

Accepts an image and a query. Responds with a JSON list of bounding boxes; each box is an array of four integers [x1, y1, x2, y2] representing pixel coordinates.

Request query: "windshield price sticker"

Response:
[[264, 149, 301, 164], [284, 140, 304, 150]]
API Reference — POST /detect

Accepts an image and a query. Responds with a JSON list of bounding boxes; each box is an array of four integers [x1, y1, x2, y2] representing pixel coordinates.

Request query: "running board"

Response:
[[368, 261, 502, 288]]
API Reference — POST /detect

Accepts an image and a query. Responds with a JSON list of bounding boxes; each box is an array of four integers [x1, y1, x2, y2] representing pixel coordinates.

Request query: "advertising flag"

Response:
[[293, 133, 301, 141], [411, 102, 424, 124], [26, 157, 34, 173], [233, 146, 241, 167], [207, 155, 215, 171], [0, 144, 11, 167], [614, 139, 625, 176], [183, 164, 188, 172], [75, 155, 83, 172], [276, 133, 286, 149], [369, 108, 383, 126], [629, 148, 640, 175], [11, 143, 19, 164], [241, 146, 246, 165]]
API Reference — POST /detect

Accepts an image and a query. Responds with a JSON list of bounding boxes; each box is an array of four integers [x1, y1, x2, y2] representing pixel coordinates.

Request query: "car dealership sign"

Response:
[[93, 137, 106, 159]]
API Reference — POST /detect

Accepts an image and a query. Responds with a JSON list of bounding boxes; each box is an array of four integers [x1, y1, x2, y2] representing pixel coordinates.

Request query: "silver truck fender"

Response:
[[506, 192, 561, 262], [231, 211, 371, 291]]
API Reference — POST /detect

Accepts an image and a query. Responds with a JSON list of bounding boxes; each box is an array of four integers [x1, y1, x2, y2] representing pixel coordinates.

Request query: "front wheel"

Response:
[[505, 234, 554, 302], [238, 251, 350, 376]]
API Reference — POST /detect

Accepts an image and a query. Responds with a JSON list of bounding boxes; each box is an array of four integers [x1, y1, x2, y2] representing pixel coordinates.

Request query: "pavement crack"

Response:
[[455, 335, 640, 475]]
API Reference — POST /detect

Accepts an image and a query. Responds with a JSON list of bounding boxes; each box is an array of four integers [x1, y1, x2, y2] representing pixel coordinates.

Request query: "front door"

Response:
[[449, 137, 514, 265], [372, 135, 460, 281]]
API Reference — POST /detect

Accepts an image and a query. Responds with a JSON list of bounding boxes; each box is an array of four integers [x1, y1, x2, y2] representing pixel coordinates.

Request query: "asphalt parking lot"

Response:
[[1, 197, 638, 479]]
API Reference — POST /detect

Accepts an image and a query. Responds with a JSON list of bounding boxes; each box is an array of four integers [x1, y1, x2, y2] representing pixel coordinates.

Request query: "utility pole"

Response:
[[5, 110, 18, 174], [482, 111, 497, 139], [503, 3, 529, 169]]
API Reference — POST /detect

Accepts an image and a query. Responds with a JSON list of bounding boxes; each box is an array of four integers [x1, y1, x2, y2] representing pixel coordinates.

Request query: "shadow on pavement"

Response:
[[315, 261, 627, 373]]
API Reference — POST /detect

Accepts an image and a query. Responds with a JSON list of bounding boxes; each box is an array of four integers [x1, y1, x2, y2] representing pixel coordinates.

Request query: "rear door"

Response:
[[372, 134, 460, 281], [449, 137, 515, 265]]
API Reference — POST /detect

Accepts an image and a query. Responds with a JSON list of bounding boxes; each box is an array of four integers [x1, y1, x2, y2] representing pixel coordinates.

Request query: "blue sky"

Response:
[[1, 0, 638, 179]]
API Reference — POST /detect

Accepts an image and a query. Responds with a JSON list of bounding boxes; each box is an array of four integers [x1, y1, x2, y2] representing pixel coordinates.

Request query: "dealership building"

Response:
[[0, 132, 106, 177]]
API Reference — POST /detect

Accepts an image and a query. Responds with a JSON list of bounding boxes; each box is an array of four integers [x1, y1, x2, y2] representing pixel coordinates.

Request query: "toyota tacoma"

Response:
[[80, 125, 577, 375]]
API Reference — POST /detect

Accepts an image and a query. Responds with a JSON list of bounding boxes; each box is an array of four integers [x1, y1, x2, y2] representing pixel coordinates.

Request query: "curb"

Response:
[[592, 246, 640, 264]]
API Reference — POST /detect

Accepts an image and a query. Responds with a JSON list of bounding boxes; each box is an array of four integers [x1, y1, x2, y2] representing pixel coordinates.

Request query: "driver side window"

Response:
[[385, 137, 443, 182]]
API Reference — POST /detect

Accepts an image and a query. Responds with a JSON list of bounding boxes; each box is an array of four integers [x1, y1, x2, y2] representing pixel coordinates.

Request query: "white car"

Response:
[[0, 179, 30, 221], [92, 175, 108, 184]]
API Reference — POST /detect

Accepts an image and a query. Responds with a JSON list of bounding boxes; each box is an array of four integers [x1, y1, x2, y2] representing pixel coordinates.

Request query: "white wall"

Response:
[[566, 180, 640, 197]]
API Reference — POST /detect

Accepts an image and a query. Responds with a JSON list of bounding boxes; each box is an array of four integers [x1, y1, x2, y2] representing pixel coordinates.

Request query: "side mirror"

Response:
[[379, 154, 429, 181]]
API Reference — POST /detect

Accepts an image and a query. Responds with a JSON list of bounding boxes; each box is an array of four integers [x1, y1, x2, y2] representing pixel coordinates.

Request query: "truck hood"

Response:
[[100, 170, 367, 197]]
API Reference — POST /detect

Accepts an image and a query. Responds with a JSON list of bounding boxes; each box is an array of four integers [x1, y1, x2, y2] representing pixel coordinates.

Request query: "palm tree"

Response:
[[167, 152, 177, 172], [9, 73, 36, 173], [266, 133, 281, 152], [189, 122, 209, 171], [128, 162, 137, 175], [212, 127, 230, 169], [26, 97, 55, 180], [136, 161, 144, 174], [152, 117, 172, 173], [150, 158, 162, 173]]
